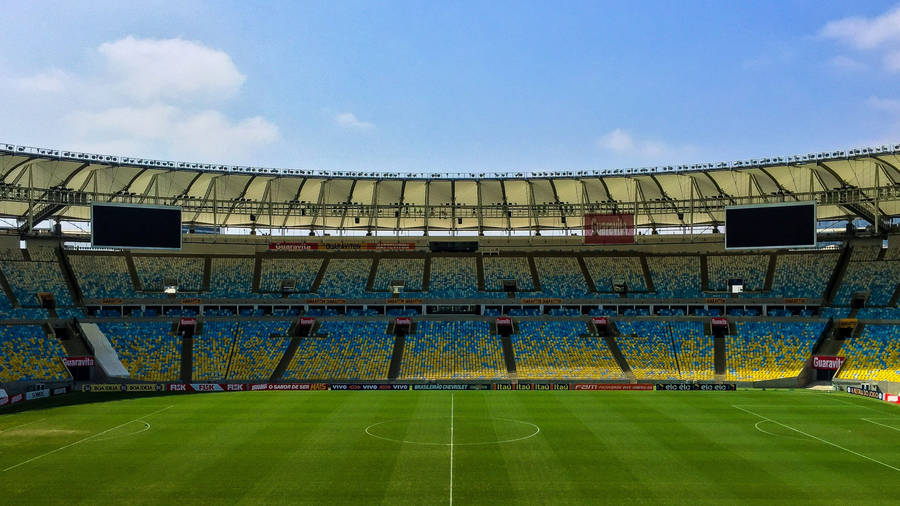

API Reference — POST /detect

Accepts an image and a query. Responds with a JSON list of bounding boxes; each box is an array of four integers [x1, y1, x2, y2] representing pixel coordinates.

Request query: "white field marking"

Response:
[[733, 405, 900, 473], [753, 420, 811, 442], [364, 417, 540, 446], [862, 418, 900, 432], [2, 405, 173, 473], [89, 420, 152, 442], [0, 418, 46, 434], [449, 393, 454, 506]]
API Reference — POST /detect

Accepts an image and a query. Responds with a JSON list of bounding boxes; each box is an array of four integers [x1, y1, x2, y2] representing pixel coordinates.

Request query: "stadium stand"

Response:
[[100, 322, 182, 381], [725, 321, 824, 381], [707, 254, 768, 292], [208, 257, 255, 298], [133, 256, 204, 292], [833, 261, 900, 306], [856, 307, 900, 320], [849, 244, 882, 262], [770, 252, 838, 299], [837, 325, 900, 382], [258, 258, 323, 293], [0, 325, 70, 383], [318, 258, 372, 297], [428, 256, 478, 297], [69, 254, 137, 299], [584, 256, 646, 292], [646, 256, 701, 298], [192, 321, 237, 380], [483, 256, 534, 291], [512, 321, 622, 379], [284, 321, 393, 380], [399, 321, 506, 379], [226, 321, 292, 380], [372, 258, 424, 291], [534, 257, 590, 297], [616, 320, 713, 380], [1, 259, 72, 306]]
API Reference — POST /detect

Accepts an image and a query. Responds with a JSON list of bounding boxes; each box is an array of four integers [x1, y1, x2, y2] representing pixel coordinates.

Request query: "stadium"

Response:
[[1, 140, 900, 503], [4, 3, 900, 504]]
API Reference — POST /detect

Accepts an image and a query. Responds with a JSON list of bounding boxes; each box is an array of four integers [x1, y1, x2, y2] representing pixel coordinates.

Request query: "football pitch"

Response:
[[1, 390, 899, 504]]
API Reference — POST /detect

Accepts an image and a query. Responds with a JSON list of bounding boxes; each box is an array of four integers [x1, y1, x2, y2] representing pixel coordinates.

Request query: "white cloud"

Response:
[[597, 128, 667, 159], [866, 96, 900, 114], [98, 36, 246, 102], [335, 112, 374, 130], [820, 7, 900, 72], [827, 55, 868, 72], [820, 7, 900, 50], [8, 69, 70, 93], [65, 104, 279, 161], [1, 36, 277, 163]]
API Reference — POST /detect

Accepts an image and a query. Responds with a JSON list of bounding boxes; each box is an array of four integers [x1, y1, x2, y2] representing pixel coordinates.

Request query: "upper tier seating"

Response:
[[69, 254, 137, 299], [646, 256, 701, 298], [100, 321, 182, 381], [133, 256, 204, 292], [834, 261, 900, 306], [399, 321, 506, 379], [534, 257, 591, 297], [837, 324, 900, 382], [512, 321, 622, 379], [0, 325, 70, 383], [259, 258, 322, 293], [849, 244, 882, 262], [428, 256, 478, 298], [483, 256, 534, 291], [208, 257, 255, 297], [1, 259, 72, 306], [856, 307, 900, 320], [284, 321, 393, 380], [707, 254, 768, 292], [318, 258, 372, 297], [770, 253, 838, 299], [226, 320, 292, 380], [372, 258, 424, 291], [725, 321, 824, 381], [584, 256, 646, 292]]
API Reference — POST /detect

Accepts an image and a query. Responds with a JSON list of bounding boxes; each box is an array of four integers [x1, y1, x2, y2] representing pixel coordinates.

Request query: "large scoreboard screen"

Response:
[[725, 201, 816, 250], [91, 203, 182, 250]]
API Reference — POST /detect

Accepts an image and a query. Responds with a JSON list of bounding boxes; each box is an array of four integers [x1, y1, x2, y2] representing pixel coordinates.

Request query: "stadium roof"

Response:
[[2, 142, 900, 233]]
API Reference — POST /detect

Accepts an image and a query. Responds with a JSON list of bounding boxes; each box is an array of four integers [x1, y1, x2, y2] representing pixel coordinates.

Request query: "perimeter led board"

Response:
[[91, 203, 182, 250], [725, 201, 816, 250]]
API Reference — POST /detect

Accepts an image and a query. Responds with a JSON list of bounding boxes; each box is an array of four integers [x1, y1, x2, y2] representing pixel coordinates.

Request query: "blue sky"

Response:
[[2, 1, 900, 172]]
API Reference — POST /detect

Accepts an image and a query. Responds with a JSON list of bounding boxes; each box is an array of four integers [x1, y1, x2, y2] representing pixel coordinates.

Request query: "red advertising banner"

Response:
[[268, 241, 416, 251], [711, 317, 728, 327], [269, 242, 320, 251], [884, 394, 900, 404], [249, 383, 327, 391], [592, 317, 608, 326], [496, 317, 512, 326], [180, 318, 197, 326], [572, 383, 654, 391], [811, 356, 845, 370], [63, 356, 95, 367], [300, 317, 316, 326], [361, 242, 416, 251], [395, 317, 411, 326], [584, 213, 635, 245]]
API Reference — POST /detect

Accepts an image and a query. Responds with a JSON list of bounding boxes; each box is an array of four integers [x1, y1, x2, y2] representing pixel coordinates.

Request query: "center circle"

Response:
[[365, 417, 540, 446]]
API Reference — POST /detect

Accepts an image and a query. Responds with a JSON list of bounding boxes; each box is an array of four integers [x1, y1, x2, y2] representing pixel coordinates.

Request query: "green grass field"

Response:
[[1, 390, 899, 504]]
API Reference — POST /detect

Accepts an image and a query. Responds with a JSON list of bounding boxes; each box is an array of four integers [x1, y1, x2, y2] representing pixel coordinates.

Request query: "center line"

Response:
[[449, 392, 454, 506], [2, 405, 173, 473], [733, 405, 900, 473]]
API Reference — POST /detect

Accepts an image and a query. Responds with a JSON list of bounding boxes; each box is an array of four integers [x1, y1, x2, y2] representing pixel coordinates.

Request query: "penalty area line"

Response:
[[733, 405, 900, 473], [862, 418, 900, 433], [2, 405, 174, 473]]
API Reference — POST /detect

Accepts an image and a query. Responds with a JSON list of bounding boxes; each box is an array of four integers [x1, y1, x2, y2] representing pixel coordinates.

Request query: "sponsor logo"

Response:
[[10, 394, 24, 404], [885, 394, 900, 404], [519, 298, 562, 304], [251, 384, 269, 391], [493, 384, 514, 390], [191, 384, 224, 392], [710, 317, 728, 327], [180, 317, 197, 326], [168, 384, 187, 391], [584, 213, 635, 245], [496, 317, 513, 325], [555, 384, 569, 390], [63, 356, 95, 367], [89, 384, 123, 392], [52, 387, 68, 395], [330, 384, 349, 390], [25, 389, 50, 401], [656, 384, 737, 391], [812, 356, 845, 370], [304, 298, 347, 304], [227, 384, 246, 391], [591, 317, 608, 326], [847, 386, 883, 400], [516, 384, 532, 390], [300, 317, 316, 326], [395, 317, 412, 326], [412, 384, 470, 390], [573, 383, 654, 391], [532, 384, 552, 390], [126, 384, 157, 392]]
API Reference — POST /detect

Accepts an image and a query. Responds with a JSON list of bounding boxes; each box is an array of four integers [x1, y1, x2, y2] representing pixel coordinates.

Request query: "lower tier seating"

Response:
[[837, 325, 900, 382], [101, 322, 182, 381], [725, 321, 824, 381], [399, 321, 506, 379], [226, 321, 292, 380], [512, 321, 622, 379], [0, 325, 70, 383], [284, 321, 394, 380]]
